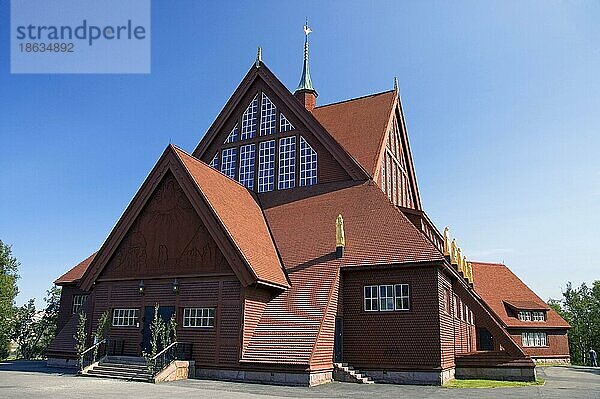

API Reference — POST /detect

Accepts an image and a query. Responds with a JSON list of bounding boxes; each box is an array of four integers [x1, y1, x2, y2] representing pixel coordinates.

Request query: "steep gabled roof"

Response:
[[312, 90, 396, 177], [312, 90, 423, 209], [192, 62, 369, 181], [241, 181, 443, 365], [54, 252, 97, 285], [471, 262, 570, 329], [79, 145, 289, 291], [172, 146, 289, 288]]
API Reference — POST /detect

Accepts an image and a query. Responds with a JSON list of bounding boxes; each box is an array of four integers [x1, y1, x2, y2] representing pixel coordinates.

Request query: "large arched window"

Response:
[[208, 91, 318, 192]]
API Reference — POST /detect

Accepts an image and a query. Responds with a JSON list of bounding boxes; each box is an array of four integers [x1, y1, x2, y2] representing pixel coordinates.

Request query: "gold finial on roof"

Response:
[[336, 214, 345, 248], [450, 239, 458, 265], [443, 227, 450, 256]]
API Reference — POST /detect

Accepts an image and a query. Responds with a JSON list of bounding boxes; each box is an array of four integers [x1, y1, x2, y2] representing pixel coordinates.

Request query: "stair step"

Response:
[[97, 363, 148, 371], [87, 369, 151, 378], [333, 362, 374, 384], [81, 373, 150, 382]]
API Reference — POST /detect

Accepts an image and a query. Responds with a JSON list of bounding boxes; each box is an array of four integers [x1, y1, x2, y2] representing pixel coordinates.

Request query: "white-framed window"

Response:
[[72, 295, 87, 314], [364, 284, 411, 312], [260, 93, 277, 136], [257, 140, 276, 192], [532, 311, 545, 322], [521, 332, 547, 347], [443, 288, 450, 314], [221, 148, 237, 179], [518, 311, 532, 321], [112, 308, 139, 327], [453, 296, 458, 318], [280, 113, 294, 132], [241, 94, 258, 140], [364, 286, 379, 311], [394, 284, 410, 310], [183, 308, 215, 328], [379, 285, 395, 311], [238, 144, 255, 189], [209, 154, 219, 169], [224, 124, 238, 144], [278, 136, 296, 189], [299, 136, 317, 187]]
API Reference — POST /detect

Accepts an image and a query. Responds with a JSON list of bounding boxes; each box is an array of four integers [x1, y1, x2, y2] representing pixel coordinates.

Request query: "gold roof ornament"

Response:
[[336, 214, 345, 248], [457, 248, 463, 272], [467, 262, 474, 283], [450, 239, 458, 265], [443, 227, 450, 256], [462, 255, 467, 275]]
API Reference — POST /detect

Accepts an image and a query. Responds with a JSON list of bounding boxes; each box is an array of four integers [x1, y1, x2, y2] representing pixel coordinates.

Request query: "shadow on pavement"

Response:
[[0, 360, 77, 375], [568, 366, 600, 376]]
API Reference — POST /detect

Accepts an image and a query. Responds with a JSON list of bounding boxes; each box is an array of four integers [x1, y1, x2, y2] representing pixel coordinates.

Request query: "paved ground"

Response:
[[0, 361, 599, 398]]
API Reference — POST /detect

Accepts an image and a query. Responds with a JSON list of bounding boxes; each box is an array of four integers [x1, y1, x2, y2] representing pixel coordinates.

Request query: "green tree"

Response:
[[0, 240, 20, 359], [549, 281, 600, 365], [10, 287, 62, 359], [93, 310, 110, 359], [34, 286, 62, 358], [11, 299, 37, 359], [74, 312, 87, 370]]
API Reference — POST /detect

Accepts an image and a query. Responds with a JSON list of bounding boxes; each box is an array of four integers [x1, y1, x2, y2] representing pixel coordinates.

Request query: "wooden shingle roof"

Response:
[[471, 262, 570, 329]]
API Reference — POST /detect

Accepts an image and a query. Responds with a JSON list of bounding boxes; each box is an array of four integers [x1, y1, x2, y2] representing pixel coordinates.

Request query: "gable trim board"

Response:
[[80, 145, 289, 292]]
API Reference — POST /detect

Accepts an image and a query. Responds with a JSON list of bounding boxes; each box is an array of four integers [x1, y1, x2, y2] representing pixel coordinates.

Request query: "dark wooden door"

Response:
[[334, 317, 343, 362], [477, 327, 494, 351], [142, 306, 175, 353]]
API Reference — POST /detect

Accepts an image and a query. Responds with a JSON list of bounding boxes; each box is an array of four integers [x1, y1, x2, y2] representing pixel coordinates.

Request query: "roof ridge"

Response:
[[314, 89, 395, 110], [471, 261, 506, 266]]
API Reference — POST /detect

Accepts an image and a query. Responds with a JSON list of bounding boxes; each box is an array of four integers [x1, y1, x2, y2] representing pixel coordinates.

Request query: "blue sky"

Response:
[[1, 0, 599, 307]]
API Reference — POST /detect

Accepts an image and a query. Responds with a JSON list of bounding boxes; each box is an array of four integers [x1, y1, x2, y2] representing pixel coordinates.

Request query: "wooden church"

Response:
[[47, 24, 569, 386]]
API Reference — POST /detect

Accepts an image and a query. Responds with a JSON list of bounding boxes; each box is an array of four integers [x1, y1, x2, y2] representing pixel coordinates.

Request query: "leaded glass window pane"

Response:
[[280, 113, 294, 132], [209, 154, 219, 169], [381, 158, 386, 193], [224, 124, 239, 144], [221, 148, 237, 179], [241, 94, 258, 140], [260, 93, 277, 136], [258, 140, 275, 192], [238, 144, 255, 189], [299, 136, 317, 186], [278, 136, 296, 190]]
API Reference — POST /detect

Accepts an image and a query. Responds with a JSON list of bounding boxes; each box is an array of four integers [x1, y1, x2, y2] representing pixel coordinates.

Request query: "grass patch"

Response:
[[444, 378, 545, 388]]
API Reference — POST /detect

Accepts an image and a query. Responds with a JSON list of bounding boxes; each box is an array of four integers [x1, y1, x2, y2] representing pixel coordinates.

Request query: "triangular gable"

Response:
[[373, 93, 422, 210], [192, 62, 369, 182], [80, 145, 289, 291], [312, 90, 422, 209]]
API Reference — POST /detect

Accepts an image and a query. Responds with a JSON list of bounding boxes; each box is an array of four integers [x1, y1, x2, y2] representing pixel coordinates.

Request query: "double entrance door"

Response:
[[142, 306, 175, 354]]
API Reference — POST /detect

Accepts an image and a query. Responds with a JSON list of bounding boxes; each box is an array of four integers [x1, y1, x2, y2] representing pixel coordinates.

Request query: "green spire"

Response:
[[295, 19, 318, 97]]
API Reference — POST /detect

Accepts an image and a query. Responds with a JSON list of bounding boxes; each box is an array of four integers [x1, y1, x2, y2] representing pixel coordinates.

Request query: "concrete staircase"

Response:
[[82, 356, 152, 382], [333, 363, 374, 384]]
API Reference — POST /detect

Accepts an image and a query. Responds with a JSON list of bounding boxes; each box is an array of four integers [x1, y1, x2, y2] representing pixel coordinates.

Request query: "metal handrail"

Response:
[[80, 338, 107, 356], [150, 341, 178, 361]]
